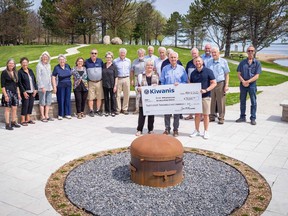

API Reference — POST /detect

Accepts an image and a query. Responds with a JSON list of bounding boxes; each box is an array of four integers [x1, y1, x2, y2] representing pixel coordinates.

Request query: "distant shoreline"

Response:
[[256, 53, 288, 65]]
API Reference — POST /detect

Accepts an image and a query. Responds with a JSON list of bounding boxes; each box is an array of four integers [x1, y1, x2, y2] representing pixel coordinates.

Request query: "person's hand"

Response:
[[18, 94, 21, 100], [42, 88, 46, 93], [174, 82, 179, 86], [23, 92, 29, 99], [131, 80, 134, 87], [33, 90, 37, 97], [137, 87, 142, 92], [242, 80, 249, 87], [53, 87, 57, 94], [224, 85, 229, 93], [113, 86, 117, 93], [4, 95, 9, 102]]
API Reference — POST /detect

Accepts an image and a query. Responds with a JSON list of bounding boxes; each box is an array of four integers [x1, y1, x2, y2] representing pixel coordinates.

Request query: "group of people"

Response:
[[1, 44, 261, 139]]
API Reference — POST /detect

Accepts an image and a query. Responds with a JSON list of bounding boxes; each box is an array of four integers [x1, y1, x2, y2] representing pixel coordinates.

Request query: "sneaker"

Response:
[[5, 124, 13, 130], [133, 110, 139, 114], [203, 130, 210, 139], [77, 113, 82, 119], [47, 117, 54, 121], [11, 122, 21, 128], [135, 131, 142, 136], [81, 112, 86, 118], [111, 113, 116, 117], [89, 110, 95, 117], [251, 119, 256, 125], [148, 131, 154, 134], [163, 130, 170, 135], [236, 117, 246, 123], [209, 118, 215, 122], [173, 130, 179, 137], [58, 116, 63, 120], [189, 130, 200, 138], [105, 112, 109, 117], [65, 115, 72, 119], [115, 111, 120, 115]]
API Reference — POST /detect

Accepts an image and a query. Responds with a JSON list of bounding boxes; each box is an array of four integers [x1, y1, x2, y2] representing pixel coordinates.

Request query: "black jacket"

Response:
[[18, 68, 38, 93]]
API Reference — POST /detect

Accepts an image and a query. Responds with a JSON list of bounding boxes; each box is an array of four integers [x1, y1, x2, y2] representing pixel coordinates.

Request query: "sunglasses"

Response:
[[247, 50, 254, 52], [91, 52, 98, 55]]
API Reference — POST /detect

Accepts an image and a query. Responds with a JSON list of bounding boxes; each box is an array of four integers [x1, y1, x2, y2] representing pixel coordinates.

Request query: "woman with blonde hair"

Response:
[[1, 59, 21, 130]]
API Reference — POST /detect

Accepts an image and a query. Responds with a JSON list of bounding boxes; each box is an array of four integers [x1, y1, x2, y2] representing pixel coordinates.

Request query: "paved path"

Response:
[[0, 44, 89, 71], [0, 50, 288, 215]]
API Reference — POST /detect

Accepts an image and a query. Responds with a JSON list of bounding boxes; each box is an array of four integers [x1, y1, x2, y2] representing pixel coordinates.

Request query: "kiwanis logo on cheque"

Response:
[[144, 89, 149, 95]]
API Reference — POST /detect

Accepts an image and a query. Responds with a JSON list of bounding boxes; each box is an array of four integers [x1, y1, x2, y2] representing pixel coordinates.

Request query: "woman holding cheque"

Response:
[[135, 59, 159, 136]]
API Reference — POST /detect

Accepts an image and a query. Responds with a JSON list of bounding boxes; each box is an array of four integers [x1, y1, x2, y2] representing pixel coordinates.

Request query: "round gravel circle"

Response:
[[64, 152, 248, 216]]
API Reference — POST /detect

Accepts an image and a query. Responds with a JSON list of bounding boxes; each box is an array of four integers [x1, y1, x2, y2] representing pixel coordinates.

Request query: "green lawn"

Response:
[[0, 45, 75, 66], [1, 44, 288, 105]]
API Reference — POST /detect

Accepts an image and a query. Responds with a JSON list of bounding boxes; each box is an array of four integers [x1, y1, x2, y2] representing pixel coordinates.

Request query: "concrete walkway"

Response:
[[0, 49, 288, 215]]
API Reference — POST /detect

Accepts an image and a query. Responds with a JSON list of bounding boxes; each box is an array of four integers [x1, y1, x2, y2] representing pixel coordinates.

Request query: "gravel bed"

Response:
[[65, 152, 248, 216]]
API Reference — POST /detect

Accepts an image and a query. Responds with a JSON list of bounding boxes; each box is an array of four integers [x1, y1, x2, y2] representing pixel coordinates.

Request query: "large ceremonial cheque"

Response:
[[141, 83, 202, 115]]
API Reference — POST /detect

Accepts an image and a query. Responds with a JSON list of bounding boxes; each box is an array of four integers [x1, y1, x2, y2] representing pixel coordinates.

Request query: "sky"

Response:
[[32, 0, 192, 18]]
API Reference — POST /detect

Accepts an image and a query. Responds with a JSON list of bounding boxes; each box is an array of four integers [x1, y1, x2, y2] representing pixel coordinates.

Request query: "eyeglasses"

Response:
[[91, 52, 98, 55], [247, 50, 254, 52]]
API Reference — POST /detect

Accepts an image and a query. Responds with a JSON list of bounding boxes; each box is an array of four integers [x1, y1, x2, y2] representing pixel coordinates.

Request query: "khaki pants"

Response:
[[210, 81, 226, 120], [116, 77, 130, 112]]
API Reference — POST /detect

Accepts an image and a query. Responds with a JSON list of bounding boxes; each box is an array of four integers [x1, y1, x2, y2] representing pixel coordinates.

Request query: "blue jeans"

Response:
[[239, 84, 257, 120]]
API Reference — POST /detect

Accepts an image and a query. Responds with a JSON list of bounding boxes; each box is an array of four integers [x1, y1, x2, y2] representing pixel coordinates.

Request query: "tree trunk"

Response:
[[175, 32, 178, 47], [224, 23, 232, 57]]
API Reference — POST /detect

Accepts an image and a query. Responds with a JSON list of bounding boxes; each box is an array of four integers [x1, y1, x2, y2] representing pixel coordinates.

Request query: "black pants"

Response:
[[21, 92, 34, 115], [74, 89, 88, 113], [103, 87, 116, 113], [137, 107, 154, 132]]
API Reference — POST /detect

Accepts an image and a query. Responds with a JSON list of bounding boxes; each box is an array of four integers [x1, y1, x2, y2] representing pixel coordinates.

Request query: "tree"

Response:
[[165, 12, 182, 47], [151, 10, 166, 45], [0, 0, 33, 44], [183, 1, 206, 48], [98, 0, 137, 37], [244, 0, 288, 52], [198, 0, 246, 57]]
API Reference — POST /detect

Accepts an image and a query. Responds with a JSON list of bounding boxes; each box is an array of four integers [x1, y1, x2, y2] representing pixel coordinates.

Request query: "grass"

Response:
[[1, 44, 287, 104], [0, 45, 75, 66]]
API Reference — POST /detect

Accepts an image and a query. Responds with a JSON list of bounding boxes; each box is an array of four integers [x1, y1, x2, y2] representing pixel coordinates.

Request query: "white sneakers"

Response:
[[203, 131, 209, 139], [189, 130, 201, 138], [189, 130, 210, 139]]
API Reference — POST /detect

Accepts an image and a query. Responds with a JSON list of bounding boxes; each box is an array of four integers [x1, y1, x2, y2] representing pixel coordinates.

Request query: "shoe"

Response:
[[5, 124, 13, 130], [41, 118, 48, 122], [95, 110, 102, 116], [236, 117, 246, 123], [173, 130, 179, 137], [105, 112, 109, 117], [77, 113, 82, 119], [89, 110, 94, 117], [21, 122, 28, 126], [47, 117, 54, 121], [11, 122, 21, 128], [189, 130, 200, 138], [65, 115, 72, 119], [203, 130, 210, 139], [251, 120, 256, 125], [148, 131, 154, 134], [115, 111, 120, 115], [135, 131, 142, 136], [184, 115, 193, 120], [180, 114, 183, 119], [133, 110, 139, 114], [123, 110, 129, 115], [81, 112, 86, 118], [27, 120, 35, 124], [209, 118, 215, 122], [218, 119, 224, 124], [163, 130, 170, 135], [58, 116, 63, 120], [111, 113, 116, 117]]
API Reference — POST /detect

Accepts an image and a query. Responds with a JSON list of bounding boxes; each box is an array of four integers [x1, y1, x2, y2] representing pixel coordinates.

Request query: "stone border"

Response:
[[45, 147, 271, 216]]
